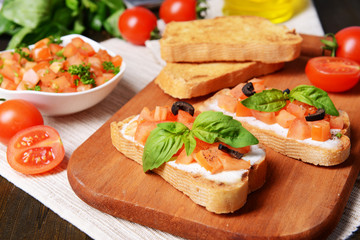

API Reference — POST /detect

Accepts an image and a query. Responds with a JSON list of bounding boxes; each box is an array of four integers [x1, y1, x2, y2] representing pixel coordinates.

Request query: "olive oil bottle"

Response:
[[222, 0, 307, 23]]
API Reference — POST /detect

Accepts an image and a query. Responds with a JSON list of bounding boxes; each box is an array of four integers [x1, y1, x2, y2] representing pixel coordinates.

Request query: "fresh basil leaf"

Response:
[[241, 89, 287, 112], [142, 126, 185, 172], [103, 8, 124, 38], [66, 0, 79, 11], [192, 111, 258, 148], [183, 132, 196, 156], [157, 122, 189, 135], [289, 85, 339, 116], [103, 0, 126, 12], [2, 0, 51, 29], [82, 0, 98, 12]]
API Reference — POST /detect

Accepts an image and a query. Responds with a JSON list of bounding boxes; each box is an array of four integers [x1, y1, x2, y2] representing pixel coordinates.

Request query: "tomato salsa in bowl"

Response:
[[0, 34, 126, 116]]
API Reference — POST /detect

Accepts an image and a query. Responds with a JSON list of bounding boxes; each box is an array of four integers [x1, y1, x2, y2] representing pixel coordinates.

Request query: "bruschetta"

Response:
[[197, 79, 351, 166], [110, 102, 267, 214]]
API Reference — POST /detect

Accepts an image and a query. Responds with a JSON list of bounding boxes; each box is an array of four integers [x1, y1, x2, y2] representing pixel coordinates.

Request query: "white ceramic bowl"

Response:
[[0, 34, 126, 116]]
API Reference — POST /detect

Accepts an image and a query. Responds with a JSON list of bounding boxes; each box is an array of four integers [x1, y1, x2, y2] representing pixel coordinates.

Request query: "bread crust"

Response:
[[155, 61, 284, 99], [197, 89, 351, 166], [110, 116, 266, 214], [160, 16, 303, 64]]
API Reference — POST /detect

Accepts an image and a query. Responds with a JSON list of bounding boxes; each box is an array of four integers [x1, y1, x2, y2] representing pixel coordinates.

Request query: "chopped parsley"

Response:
[[0, 74, 3, 85], [102, 61, 120, 75], [27, 85, 41, 91], [68, 64, 96, 86], [48, 35, 63, 45], [335, 132, 342, 138], [14, 47, 33, 62]]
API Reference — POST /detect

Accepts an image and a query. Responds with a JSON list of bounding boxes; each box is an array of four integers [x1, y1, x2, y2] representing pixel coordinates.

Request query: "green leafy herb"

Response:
[[335, 132, 342, 138], [142, 111, 258, 172], [102, 61, 120, 75], [241, 89, 287, 112], [48, 35, 63, 45], [68, 64, 96, 86], [0, 74, 3, 85], [14, 46, 33, 61], [289, 85, 339, 116], [240, 85, 339, 116]]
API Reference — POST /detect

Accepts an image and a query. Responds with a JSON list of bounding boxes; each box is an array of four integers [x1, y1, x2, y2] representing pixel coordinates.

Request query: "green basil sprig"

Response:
[[142, 111, 259, 172], [241, 85, 339, 116]]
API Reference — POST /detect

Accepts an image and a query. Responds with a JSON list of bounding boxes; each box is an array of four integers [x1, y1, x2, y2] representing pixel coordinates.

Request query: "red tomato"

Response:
[[7, 125, 65, 174], [305, 56, 360, 92], [0, 99, 44, 145], [118, 7, 157, 45], [160, 0, 197, 23], [335, 26, 360, 64]]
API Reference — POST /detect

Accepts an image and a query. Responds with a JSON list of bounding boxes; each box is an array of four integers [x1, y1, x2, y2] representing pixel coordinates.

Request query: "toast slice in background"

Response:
[[155, 61, 284, 99], [160, 16, 303, 64]]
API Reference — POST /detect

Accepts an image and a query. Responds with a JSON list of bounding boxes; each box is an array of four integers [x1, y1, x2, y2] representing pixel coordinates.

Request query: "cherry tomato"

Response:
[[118, 7, 157, 45], [305, 56, 360, 92], [0, 99, 44, 145], [7, 125, 65, 175], [160, 0, 197, 24], [335, 26, 360, 64]]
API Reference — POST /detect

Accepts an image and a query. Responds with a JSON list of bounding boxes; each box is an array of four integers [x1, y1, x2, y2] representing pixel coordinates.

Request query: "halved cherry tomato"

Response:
[[160, 0, 197, 23], [118, 7, 158, 45], [0, 99, 44, 145], [305, 56, 360, 92], [7, 125, 65, 174]]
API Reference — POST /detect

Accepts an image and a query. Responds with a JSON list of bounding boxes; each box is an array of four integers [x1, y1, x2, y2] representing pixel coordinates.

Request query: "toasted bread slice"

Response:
[[196, 89, 351, 166], [155, 61, 284, 99], [110, 115, 267, 214], [160, 16, 303, 64]]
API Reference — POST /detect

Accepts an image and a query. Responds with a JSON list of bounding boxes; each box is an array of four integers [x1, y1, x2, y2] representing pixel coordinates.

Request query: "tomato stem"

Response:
[[0, 98, 5, 102], [320, 33, 338, 57]]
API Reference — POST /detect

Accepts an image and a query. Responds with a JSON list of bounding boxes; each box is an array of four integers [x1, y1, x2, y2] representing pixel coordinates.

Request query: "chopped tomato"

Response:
[[49, 43, 63, 55], [78, 42, 95, 57], [153, 106, 170, 121], [287, 118, 311, 140], [276, 109, 296, 128], [286, 101, 308, 118], [249, 78, 265, 92], [251, 109, 276, 125], [217, 93, 237, 113], [34, 38, 50, 49], [329, 115, 344, 129], [217, 151, 251, 171], [194, 147, 223, 174], [63, 43, 78, 58], [175, 148, 195, 164], [309, 120, 331, 142], [7, 125, 64, 175], [236, 101, 253, 117], [112, 55, 123, 67], [32, 47, 52, 61], [176, 109, 195, 128], [32, 61, 50, 72], [134, 121, 159, 145], [229, 83, 247, 99], [71, 37, 85, 48]]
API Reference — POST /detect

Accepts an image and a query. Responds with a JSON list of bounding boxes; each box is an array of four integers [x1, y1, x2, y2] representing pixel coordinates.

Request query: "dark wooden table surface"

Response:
[[1, 1, 360, 239]]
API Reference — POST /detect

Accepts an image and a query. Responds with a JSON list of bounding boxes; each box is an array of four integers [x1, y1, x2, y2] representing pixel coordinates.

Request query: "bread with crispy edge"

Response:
[[154, 61, 284, 99], [110, 115, 267, 214], [160, 16, 303, 64], [196, 89, 351, 166]]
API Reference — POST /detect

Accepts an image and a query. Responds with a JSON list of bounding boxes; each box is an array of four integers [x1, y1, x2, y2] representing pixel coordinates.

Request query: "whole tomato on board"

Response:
[[322, 26, 360, 64], [7, 125, 65, 175], [305, 56, 360, 92], [0, 99, 44, 145], [160, 0, 197, 23], [118, 7, 158, 45]]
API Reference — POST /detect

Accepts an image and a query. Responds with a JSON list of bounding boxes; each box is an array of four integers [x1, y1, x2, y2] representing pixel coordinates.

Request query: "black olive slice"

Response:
[[305, 108, 325, 121], [218, 144, 244, 159], [283, 88, 290, 94], [171, 101, 195, 116], [242, 82, 255, 97]]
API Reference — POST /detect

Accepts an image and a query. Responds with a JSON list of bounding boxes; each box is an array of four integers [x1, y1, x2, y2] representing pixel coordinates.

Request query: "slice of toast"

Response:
[[110, 115, 267, 214], [155, 61, 284, 99], [160, 16, 303, 64], [196, 88, 351, 166]]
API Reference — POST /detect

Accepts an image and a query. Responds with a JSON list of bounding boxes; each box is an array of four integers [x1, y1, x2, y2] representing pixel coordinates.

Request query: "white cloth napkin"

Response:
[[1, 0, 359, 239]]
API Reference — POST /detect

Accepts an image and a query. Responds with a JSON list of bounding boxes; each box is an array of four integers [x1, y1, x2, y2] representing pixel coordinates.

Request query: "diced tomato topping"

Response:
[[63, 43, 78, 58], [134, 121, 159, 145], [153, 106, 170, 121], [236, 101, 253, 117], [309, 120, 331, 141], [33, 47, 52, 61], [0, 77, 17, 90], [111, 55, 123, 67], [329, 115, 344, 129], [286, 100, 312, 118], [249, 78, 265, 92], [33, 61, 50, 73], [218, 93, 237, 113], [194, 147, 223, 174], [251, 109, 276, 125], [175, 148, 195, 164], [49, 44, 63, 55], [0, 65, 20, 81], [287, 118, 311, 140], [34, 38, 50, 49], [229, 83, 247, 99], [78, 42, 96, 57], [276, 109, 296, 128], [176, 110, 195, 128], [71, 37, 85, 48], [22, 69, 40, 88], [217, 151, 251, 171]]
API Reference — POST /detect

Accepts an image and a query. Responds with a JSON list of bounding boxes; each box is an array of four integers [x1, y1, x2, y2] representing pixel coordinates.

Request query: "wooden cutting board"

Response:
[[67, 35, 360, 240]]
